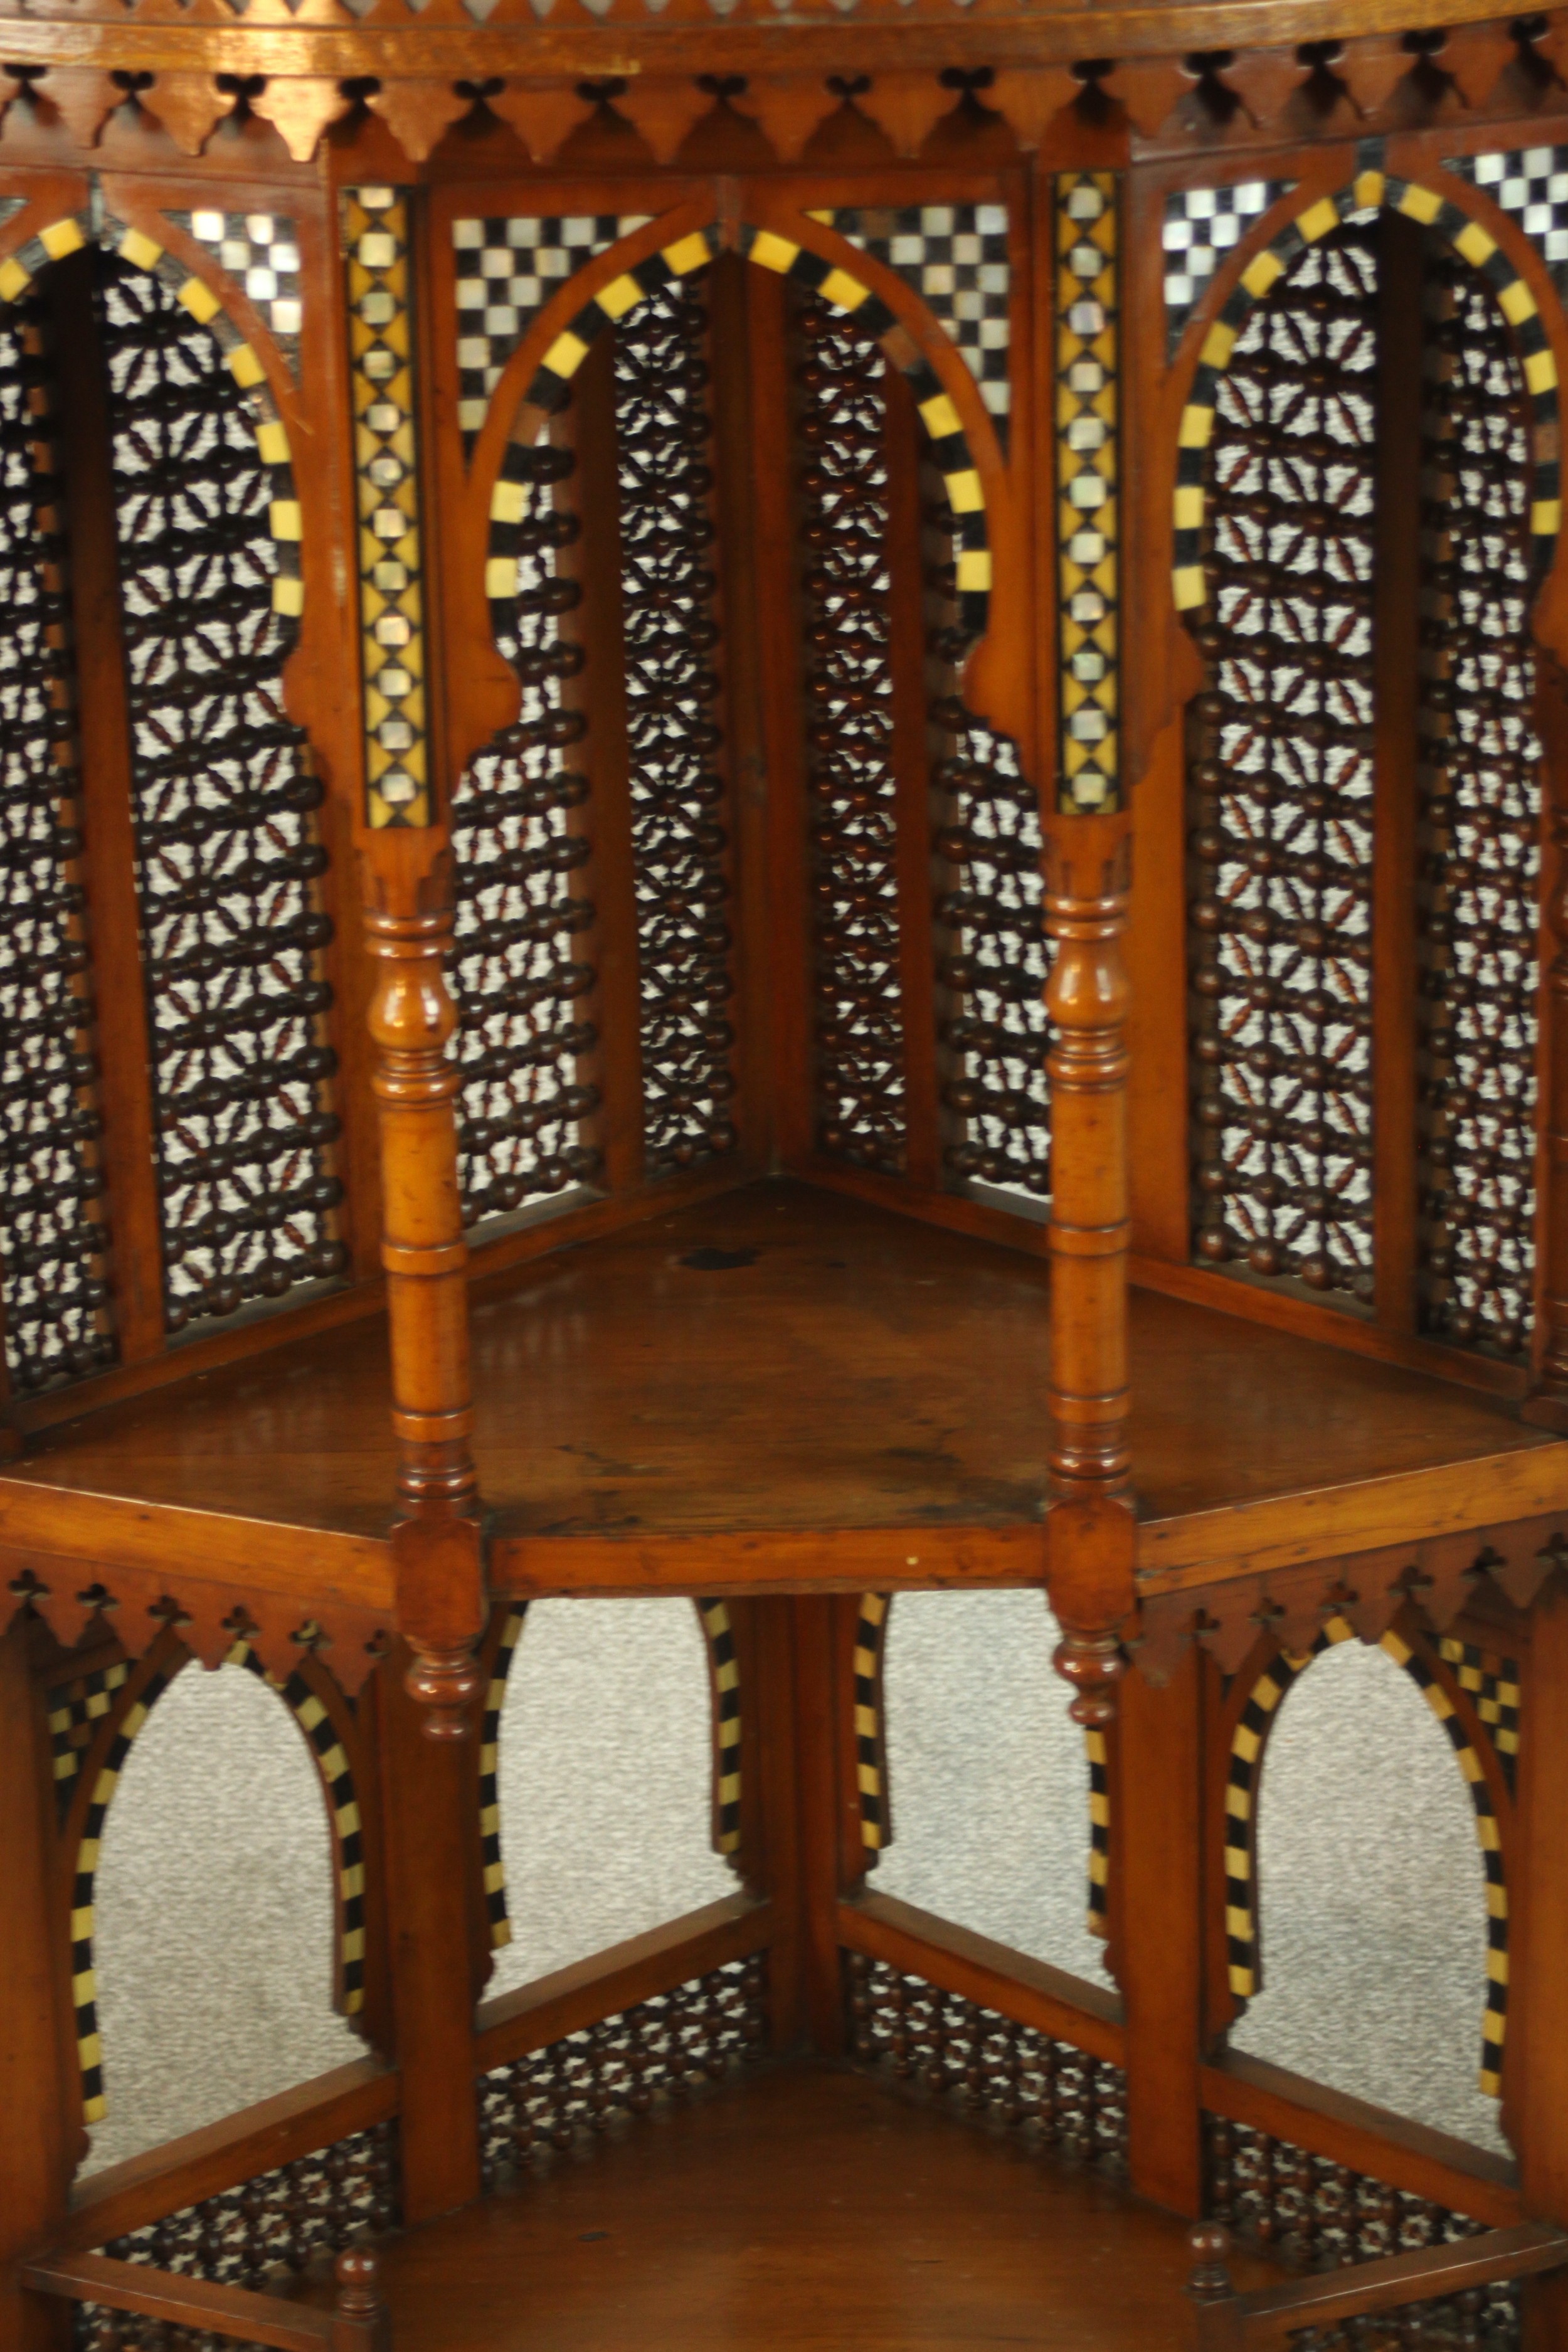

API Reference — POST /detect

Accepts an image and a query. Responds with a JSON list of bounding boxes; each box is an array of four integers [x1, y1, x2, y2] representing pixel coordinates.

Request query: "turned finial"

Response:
[[405, 1642, 485, 1741], [331, 2245, 390, 2352], [1187, 2223, 1235, 2305], [1052, 1628, 1126, 1726]]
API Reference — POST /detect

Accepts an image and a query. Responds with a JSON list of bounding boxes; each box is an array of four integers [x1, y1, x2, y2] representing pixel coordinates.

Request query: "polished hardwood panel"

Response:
[[5, 1182, 1564, 1592], [295, 2065, 1281, 2352]]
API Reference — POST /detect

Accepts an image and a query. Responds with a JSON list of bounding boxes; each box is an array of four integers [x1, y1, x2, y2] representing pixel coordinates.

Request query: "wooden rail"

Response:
[[1189, 2221, 1568, 2347], [836, 1889, 1125, 2066], [24, 2248, 389, 2352]]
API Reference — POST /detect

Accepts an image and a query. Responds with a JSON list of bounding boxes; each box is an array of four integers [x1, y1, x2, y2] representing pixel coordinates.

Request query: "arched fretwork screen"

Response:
[[1229, 1639, 1508, 2157], [485, 1596, 736, 1993], [871, 1588, 1110, 1988], [448, 231, 1048, 1233], [0, 235, 343, 1392], [1187, 206, 1543, 1360], [83, 1658, 361, 2175]]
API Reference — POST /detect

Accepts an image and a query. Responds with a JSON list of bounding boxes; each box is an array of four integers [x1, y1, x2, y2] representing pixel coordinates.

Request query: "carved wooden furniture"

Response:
[[8, 1, 1568, 2347]]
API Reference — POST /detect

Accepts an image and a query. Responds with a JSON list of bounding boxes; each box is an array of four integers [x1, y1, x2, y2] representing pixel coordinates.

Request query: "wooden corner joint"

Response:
[[392, 1511, 487, 1744], [1045, 1490, 1137, 1725]]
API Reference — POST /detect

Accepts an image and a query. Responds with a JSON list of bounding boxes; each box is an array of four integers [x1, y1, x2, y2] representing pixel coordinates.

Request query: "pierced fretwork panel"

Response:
[[847, 1954, 1128, 2173], [1416, 249, 1541, 1360], [451, 438, 601, 1228], [101, 257, 344, 1333], [797, 294, 906, 1173], [1204, 2115, 1514, 2337], [935, 711, 1048, 1200], [1189, 228, 1377, 1306], [0, 297, 114, 1392], [614, 277, 737, 1177], [98, 2121, 399, 2284], [478, 1956, 768, 2189]]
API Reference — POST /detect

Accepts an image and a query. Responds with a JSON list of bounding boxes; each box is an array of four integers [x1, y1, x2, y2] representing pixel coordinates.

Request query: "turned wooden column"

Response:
[[361, 844, 485, 1739], [1044, 812, 1136, 1724], [0, 1618, 75, 2352]]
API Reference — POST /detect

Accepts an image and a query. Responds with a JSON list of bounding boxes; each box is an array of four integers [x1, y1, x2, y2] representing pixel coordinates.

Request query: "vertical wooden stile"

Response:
[[883, 364, 942, 1190], [1118, 1646, 1205, 2216], [44, 252, 165, 1364], [1370, 213, 1426, 1334], [568, 337, 644, 1196], [0, 1619, 76, 2352], [374, 1644, 484, 2222], [1516, 1576, 1568, 2348], [792, 1594, 848, 2055]]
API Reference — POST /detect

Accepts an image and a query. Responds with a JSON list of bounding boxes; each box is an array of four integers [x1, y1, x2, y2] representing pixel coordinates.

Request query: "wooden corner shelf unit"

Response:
[[5, 0, 1568, 2345]]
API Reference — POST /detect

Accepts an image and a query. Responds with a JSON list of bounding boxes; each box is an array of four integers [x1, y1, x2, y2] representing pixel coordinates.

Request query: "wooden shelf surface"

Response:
[[287, 2062, 1281, 2352], [3, 1179, 1565, 1596]]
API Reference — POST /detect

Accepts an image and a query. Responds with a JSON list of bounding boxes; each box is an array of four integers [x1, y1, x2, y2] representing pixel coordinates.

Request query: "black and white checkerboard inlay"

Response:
[[1163, 179, 1296, 354], [1451, 146, 1568, 296], [452, 212, 652, 450], [170, 211, 302, 371], [813, 203, 1012, 441]]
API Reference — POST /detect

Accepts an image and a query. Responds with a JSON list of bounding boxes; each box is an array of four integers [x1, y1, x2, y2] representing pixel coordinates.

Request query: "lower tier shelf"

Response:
[[294, 2062, 1269, 2352], [3, 1179, 1566, 1613]]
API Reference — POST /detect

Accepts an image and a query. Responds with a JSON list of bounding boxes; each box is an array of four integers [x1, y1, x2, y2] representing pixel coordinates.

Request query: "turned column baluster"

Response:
[[1044, 812, 1136, 1726], [362, 851, 485, 1740]]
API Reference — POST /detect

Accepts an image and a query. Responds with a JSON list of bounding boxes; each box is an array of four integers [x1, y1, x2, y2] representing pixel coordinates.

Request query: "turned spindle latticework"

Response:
[[451, 438, 600, 1227], [101, 256, 344, 1331], [613, 277, 738, 1178], [1190, 225, 1379, 1305], [797, 293, 908, 1174], [1416, 250, 1542, 1362], [0, 292, 110, 1394], [1189, 213, 1544, 1359]]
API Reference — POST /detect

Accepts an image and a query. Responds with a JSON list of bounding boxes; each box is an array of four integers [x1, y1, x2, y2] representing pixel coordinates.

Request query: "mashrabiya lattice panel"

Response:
[[93, 2122, 399, 2296], [1416, 245, 1541, 1362], [346, 187, 430, 830], [167, 213, 302, 375], [1163, 179, 1296, 356], [451, 434, 601, 1229], [102, 252, 344, 1333], [1056, 172, 1120, 815], [846, 1953, 1128, 2171], [477, 1957, 768, 2188], [452, 211, 652, 453], [797, 293, 906, 1173], [0, 292, 115, 1393], [933, 703, 1051, 1201], [807, 203, 1011, 443], [1205, 2112, 1517, 2331], [615, 276, 738, 1177], [1188, 225, 1377, 1308]]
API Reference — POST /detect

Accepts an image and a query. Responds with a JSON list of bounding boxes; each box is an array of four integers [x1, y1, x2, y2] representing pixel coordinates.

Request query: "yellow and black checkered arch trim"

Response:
[[1173, 140, 1561, 613], [853, 1594, 891, 1855], [0, 213, 303, 631], [48, 1660, 130, 1818], [1085, 1725, 1110, 1937], [740, 225, 990, 642], [487, 220, 992, 659], [697, 1599, 743, 1857], [1438, 1636, 1520, 1794], [1383, 1629, 1510, 2099], [72, 1662, 174, 2124], [480, 1604, 528, 1951], [1223, 1615, 1358, 2003], [228, 1643, 366, 2017]]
